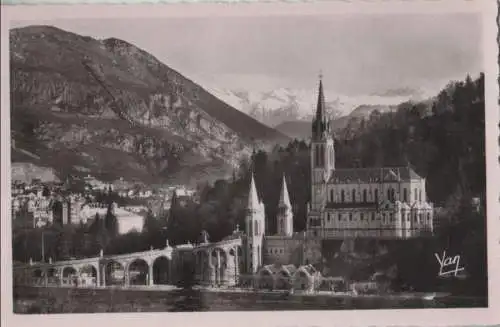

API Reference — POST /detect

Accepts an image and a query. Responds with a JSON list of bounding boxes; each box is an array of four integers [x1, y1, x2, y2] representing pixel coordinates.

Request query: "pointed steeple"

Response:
[[279, 174, 291, 208], [316, 72, 326, 123], [247, 172, 260, 211], [312, 72, 329, 140]]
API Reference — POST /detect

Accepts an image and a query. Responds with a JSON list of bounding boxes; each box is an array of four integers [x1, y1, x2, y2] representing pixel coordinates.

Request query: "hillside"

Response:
[[9, 25, 289, 186]]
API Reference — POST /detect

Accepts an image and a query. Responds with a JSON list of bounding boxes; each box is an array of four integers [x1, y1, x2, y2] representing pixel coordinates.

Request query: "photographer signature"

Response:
[[434, 250, 465, 277]]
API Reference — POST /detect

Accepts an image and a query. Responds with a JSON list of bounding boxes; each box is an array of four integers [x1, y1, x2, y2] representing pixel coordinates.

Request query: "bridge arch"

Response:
[[105, 260, 125, 286], [152, 256, 170, 285], [62, 266, 78, 286], [127, 258, 149, 286], [32, 268, 44, 285], [79, 265, 98, 287], [47, 267, 59, 286]]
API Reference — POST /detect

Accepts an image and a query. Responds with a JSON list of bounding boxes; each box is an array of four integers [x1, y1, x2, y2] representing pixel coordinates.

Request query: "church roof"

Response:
[[325, 202, 378, 209], [278, 174, 292, 208], [328, 167, 422, 184]]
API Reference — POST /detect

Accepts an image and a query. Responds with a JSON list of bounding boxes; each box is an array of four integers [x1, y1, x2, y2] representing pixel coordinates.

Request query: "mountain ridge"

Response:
[[10, 25, 289, 186]]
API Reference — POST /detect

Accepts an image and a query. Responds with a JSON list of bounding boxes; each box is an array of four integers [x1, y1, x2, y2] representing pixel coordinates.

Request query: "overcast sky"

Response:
[[11, 13, 482, 96]]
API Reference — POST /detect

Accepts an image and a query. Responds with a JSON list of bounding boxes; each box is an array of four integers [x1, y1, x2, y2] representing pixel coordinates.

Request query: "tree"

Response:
[[104, 203, 118, 238]]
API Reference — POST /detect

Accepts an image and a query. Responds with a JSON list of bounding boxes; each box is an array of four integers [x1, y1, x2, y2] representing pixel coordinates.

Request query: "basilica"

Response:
[[230, 76, 436, 285]]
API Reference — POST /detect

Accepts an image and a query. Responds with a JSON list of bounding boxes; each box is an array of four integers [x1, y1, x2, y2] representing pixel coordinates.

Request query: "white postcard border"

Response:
[[1, 1, 499, 326]]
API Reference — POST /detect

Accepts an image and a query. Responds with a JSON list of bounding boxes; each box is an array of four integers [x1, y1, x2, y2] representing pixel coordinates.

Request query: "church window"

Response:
[[330, 189, 334, 202], [254, 221, 258, 236], [341, 190, 345, 203], [387, 189, 391, 201], [374, 189, 379, 203], [403, 188, 408, 202], [363, 189, 367, 202], [314, 145, 319, 167], [414, 188, 418, 201], [321, 145, 325, 166], [352, 189, 356, 203]]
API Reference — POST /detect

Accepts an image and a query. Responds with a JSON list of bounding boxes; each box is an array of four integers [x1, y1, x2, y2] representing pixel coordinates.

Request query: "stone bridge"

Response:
[[13, 237, 244, 289]]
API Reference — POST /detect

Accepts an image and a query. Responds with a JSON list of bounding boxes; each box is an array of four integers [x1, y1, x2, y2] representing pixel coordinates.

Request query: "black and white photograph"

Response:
[[1, 1, 499, 325]]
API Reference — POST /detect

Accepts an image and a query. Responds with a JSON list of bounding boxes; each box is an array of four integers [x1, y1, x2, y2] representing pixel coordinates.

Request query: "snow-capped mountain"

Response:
[[205, 85, 425, 127]]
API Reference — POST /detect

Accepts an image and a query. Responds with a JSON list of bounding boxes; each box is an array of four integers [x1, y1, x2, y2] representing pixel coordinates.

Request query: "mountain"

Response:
[[204, 85, 422, 129], [275, 103, 398, 140], [9, 25, 289, 187]]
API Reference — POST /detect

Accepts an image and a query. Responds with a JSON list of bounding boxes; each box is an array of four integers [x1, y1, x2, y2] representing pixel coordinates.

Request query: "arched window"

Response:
[[403, 188, 408, 202], [352, 189, 356, 203], [363, 189, 367, 202], [341, 190, 345, 203], [315, 145, 319, 167], [390, 213, 393, 221], [419, 190, 422, 202], [338, 213, 342, 221], [387, 189, 391, 201], [257, 245, 260, 264], [374, 189, 379, 203], [414, 188, 418, 201], [330, 189, 334, 202], [349, 213, 353, 221], [372, 213, 375, 221], [254, 220, 258, 236], [321, 145, 325, 167]]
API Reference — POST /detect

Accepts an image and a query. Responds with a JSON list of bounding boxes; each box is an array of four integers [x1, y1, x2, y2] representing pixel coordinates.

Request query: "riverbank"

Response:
[[13, 285, 487, 314]]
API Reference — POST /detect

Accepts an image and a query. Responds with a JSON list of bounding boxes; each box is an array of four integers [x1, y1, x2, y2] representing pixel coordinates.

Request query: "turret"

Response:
[[277, 174, 293, 236], [245, 172, 265, 274]]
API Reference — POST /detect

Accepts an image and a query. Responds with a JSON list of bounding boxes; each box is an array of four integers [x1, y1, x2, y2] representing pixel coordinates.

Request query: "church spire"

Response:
[[247, 172, 260, 211], [316, 72, 326, 123], [312, 72, 328, 140], [279, 174, 291, 208]]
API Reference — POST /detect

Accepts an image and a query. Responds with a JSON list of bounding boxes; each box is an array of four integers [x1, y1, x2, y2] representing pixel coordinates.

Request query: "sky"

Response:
[[10, 13, 483, 97]]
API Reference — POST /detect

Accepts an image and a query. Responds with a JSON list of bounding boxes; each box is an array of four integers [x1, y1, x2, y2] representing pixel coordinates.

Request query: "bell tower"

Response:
[[310, 73, 335, 211]]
